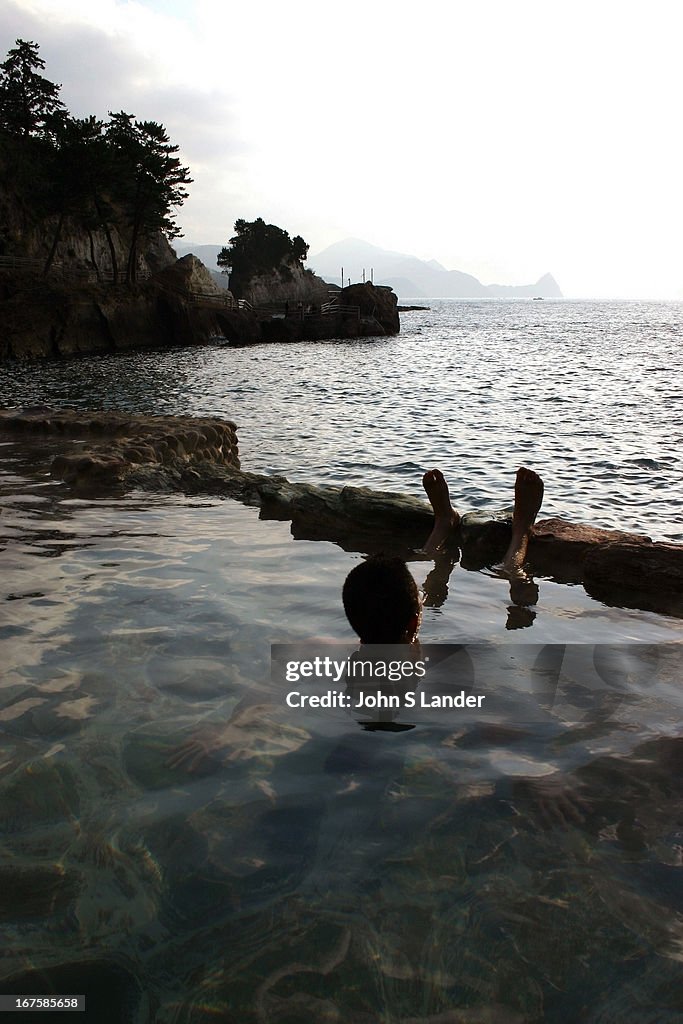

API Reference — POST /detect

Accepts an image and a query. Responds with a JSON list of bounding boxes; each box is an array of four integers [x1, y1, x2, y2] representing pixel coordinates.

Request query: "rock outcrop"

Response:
[[341, 282, 400, 335], [1, 408, 681, 618], [0, 255, 399, 360], [236, 261, 330, 306], [0, 407, 239, 487], [0, 138, 400, 360], [0, 138, 176, 283], [527, 518, 654, 584], [159, 253, 227, 296], [0, 272, 261, 360], [583, 542, 683, 615]]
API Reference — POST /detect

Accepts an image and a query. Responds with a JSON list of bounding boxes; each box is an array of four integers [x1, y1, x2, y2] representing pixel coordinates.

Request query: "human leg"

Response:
[[421, 469, 460, 557], [503, 467, 544, 573]]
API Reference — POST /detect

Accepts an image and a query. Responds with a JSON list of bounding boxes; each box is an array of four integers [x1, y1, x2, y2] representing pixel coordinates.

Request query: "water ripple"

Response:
[[1, 298, 681, 540]]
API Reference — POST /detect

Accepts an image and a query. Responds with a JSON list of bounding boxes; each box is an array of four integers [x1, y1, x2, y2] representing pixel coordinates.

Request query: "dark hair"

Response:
[[342, 556, 421, 644]]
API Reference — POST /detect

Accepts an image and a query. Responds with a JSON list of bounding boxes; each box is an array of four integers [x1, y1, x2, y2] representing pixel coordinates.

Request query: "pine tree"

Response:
[[42, 115, 120, 279], [106, 112, 192, 282], [218, 218, 310, 295], [0, 39, 65, 138]]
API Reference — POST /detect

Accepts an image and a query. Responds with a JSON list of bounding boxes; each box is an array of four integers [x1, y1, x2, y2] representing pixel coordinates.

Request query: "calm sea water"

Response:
[[0, 299, 681, 1022]]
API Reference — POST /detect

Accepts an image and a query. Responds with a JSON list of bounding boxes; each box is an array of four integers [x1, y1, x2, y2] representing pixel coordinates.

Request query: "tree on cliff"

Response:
[[217, 218, 309, 296], [0, 40, 193, 283], [41, 115, 123, 279], [106, 112, 192, 283], [0, 39, 65, 139]]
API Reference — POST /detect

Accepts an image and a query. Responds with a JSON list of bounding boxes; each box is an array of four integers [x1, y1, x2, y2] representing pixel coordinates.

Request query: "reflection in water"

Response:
[[1, 298, 682, 1019], [1, 458, 681, 1020]]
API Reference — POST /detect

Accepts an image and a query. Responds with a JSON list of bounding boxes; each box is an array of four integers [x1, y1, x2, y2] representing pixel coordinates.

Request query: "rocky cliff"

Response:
[[0, 252, 401, 360], [236, 260, 331, 305], [0, 255, 260, 361], [0, 151, 398, 359], [341, 282, 400, 335], [0, 149, 176, 282]]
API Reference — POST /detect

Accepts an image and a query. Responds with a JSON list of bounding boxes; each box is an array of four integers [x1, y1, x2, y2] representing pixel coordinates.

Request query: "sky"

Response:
[[3, 0, 683, 298]]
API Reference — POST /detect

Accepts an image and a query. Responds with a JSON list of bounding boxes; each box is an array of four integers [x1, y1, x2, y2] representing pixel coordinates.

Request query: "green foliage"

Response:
[[218, 217, 310, 292], [0, 39, 65, 138]]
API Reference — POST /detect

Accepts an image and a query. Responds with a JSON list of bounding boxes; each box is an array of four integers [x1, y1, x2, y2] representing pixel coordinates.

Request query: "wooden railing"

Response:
[[0, 254, 150, 283], [321, 300, 360, 319], [0, 258, 360, 319], [185, 290, 238, 308], [156, 282, 253, 313], [0, 255, 61, 272], [244, 300, 336, 319], [253, 300, 360, 320]]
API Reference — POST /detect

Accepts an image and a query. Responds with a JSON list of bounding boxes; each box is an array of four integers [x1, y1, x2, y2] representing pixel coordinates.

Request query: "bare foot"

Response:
[[512, 467, 544, 534], [422, 469, 460, 556], [504, 467, 544, 571]]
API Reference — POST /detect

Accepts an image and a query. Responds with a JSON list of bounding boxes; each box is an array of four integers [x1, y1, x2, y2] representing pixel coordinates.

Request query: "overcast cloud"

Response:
[[3, 0, 683, 297]]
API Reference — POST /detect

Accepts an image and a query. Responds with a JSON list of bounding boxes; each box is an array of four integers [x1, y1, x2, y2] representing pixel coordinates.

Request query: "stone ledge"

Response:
[[1, 407, 681, 618], [528, 517, 653, 584], [0, 406, 239, 486]]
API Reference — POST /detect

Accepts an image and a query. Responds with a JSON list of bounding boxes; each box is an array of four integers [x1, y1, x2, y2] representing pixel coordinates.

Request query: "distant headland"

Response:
[[176, 238, 563, 300], [308, 238, 563, 299]]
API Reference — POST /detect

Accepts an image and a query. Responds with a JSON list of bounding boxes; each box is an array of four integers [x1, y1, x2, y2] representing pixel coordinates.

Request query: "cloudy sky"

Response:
[[3, 0, 683, 297]]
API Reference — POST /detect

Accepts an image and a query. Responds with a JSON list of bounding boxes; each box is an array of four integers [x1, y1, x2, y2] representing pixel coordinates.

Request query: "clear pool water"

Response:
[[1, 299, 681, 1021]]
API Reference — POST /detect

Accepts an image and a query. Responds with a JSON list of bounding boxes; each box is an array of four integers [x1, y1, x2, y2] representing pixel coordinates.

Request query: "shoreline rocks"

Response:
[[0, 407, 239, 486], [0, 257, 401, 362], [341, 282, 400, 336], [1, 407, 681, 618], [0, 272, 260, 361]]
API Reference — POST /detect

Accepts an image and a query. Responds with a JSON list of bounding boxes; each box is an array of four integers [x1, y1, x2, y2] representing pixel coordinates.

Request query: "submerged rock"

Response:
[[0, 864, 80, 920], [0, 407, 239, 489], [0, 760, 80, 836]]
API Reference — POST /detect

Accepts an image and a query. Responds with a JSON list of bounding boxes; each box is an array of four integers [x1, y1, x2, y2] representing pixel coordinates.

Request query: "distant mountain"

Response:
[[308, 238, 562, 298], [174, 238, 562, 299]]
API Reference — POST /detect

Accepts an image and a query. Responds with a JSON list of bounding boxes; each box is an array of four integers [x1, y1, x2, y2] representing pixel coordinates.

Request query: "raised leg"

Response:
[[421, 469, 460, 557], [503, 467, 544, 573]]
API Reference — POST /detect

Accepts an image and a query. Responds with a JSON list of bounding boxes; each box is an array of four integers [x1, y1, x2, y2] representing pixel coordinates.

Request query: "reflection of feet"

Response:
[[422, 469, 460, 555], [510, 576, 539, 607], [512, 467, 544, 534], [423, 554, 458, 607], [505, 604, 536, 630]]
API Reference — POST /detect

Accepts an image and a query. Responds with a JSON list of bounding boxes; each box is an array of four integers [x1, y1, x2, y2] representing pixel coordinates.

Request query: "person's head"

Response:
[[342, 555, 422, 644]]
